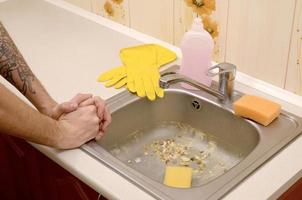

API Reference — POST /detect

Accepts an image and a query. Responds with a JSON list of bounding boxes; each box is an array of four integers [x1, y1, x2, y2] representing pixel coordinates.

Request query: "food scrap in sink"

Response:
[[110, 121, 233, 183], [145, 139, 210, 174], [144, 122, 224, 176]]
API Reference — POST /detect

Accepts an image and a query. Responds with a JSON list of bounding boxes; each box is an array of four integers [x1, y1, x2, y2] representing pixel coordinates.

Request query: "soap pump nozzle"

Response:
[[191, 17, 204, 32]]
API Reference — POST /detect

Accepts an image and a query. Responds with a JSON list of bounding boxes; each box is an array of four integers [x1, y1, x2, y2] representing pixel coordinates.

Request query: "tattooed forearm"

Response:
[[0, 22, 35, 95]]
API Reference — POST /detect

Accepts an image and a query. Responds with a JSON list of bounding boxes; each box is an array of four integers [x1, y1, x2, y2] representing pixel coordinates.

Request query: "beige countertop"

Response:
[[0, 0, 302, 199]]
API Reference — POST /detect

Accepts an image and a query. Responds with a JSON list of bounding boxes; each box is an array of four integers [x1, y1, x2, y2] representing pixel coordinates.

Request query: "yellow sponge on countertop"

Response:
[[163, 166, 193, 188], [233, 95, 281, 126]]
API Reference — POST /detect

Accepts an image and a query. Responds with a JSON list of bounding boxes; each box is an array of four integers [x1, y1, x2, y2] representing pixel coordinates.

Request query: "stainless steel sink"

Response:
[[82, 69, 302, 200]]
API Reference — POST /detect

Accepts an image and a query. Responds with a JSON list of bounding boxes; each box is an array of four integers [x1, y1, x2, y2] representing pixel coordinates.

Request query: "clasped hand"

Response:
[[45, 93, 111, 149]]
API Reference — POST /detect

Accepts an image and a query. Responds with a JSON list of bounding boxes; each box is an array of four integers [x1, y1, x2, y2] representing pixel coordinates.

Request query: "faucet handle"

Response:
[[207, 62, 236, 78]]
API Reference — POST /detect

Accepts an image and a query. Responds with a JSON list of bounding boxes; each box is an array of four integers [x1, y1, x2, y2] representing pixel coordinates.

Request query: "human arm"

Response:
[[0, 22, 112, 133], [0, 83, 100, 149], [0, 21, 61, 116]]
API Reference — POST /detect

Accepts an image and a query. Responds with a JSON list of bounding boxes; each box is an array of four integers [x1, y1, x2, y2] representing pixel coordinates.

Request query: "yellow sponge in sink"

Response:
[[233, 95, 281, 126], [163, 166, 193, 188]]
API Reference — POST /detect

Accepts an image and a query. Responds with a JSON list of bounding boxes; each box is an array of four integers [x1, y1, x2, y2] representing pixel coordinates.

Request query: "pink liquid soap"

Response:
[[179, 17, 214, 89]]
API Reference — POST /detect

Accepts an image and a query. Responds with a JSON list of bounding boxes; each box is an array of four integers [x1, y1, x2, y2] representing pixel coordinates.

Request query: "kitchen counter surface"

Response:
[[0, 0, 302, 199]]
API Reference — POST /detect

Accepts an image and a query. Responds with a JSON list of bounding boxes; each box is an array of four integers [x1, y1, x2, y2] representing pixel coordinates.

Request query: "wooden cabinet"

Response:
[[278, 178, 302, 200], [0, 134, 41, 200], [0, 134, 105, 200]]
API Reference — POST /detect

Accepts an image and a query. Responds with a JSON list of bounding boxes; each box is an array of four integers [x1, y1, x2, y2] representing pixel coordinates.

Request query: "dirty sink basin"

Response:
[[82, 73, 302, 200]]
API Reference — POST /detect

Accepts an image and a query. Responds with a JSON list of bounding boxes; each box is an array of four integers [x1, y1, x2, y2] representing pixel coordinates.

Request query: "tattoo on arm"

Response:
[[0, 22, 36, 95]]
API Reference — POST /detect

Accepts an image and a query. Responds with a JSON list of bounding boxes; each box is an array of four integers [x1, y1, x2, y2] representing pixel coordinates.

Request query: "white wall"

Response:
[[64, 0, 302, 95]]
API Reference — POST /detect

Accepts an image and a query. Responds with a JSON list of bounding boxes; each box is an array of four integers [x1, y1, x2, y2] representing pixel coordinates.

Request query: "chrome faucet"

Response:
[[159, 63, 236, 102]]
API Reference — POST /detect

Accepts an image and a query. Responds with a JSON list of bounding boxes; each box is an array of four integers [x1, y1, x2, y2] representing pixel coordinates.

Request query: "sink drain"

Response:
[[191, 99, 202, 111]]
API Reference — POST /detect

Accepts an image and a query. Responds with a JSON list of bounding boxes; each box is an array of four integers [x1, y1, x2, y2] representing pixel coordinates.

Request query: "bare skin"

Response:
[[0, 85, 101, 149], [0, 22, 111, 149]]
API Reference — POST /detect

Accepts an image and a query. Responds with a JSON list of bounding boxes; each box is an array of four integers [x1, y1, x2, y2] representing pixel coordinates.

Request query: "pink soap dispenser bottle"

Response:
[[179, 17, 214, 88]]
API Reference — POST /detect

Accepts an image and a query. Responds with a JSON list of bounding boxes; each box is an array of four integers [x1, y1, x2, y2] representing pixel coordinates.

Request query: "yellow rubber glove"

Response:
[[98, 65, 127, 88], [120, 44, 162, 100], [97, 44, 176, 89]]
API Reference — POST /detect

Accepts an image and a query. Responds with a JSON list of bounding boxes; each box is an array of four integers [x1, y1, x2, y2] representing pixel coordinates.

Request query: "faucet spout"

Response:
[[160, 73, 225, 100], [159, 63, 236, 102]]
